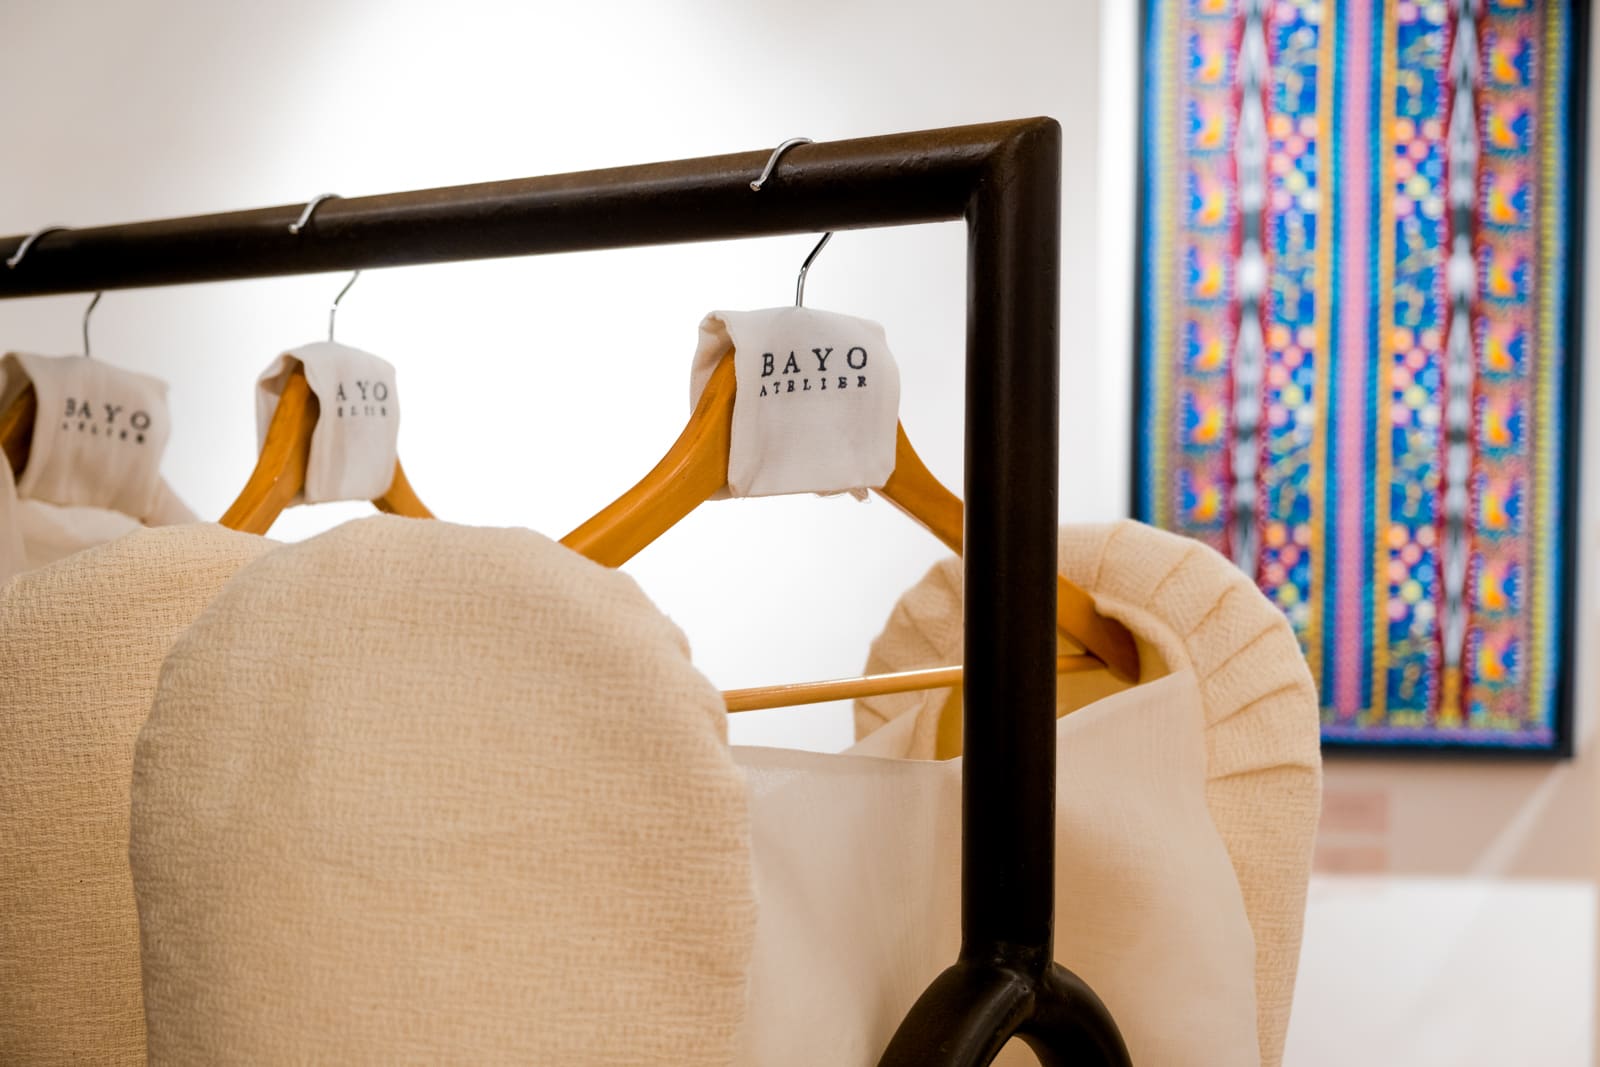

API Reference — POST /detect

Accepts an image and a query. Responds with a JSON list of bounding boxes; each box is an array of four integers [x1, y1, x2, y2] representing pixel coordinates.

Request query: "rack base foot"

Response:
[[877, 958, 1130, 1066]]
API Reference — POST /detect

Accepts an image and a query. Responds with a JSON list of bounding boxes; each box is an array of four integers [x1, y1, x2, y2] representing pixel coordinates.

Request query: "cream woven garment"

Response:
[[131, 516, 756, 1065], [0, 449, 198, 585], [854, 520, 1323, 1067], [0, 524, 275, 1065], [738, 668, 1260, 1066]]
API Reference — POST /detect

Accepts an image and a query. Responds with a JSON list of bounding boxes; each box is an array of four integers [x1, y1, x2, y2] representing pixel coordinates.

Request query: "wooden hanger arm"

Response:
[[0, 383, 37, 475], [220, 363, 435, 535], [560, 351, 735, 567], [877, 423, 963, 552], [218, 369, 315, 535], [724, 653, 1101, 714], [374, 460, 434, 520], [1057, 578, 1139, 681], [877, 425, 1141, 683]]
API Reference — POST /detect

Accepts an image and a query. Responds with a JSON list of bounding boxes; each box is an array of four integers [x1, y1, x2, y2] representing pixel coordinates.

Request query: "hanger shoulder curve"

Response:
[[219, 366, 315, 535], [0, 382, 37, 475], [560, 349, 735, 567], [373, 460, 434, 520], [219, 363, 434, 535], [878, 423, 963, 552], [562, 344, 1139, 684], [877, 427, 1140, 682], [1056, 577, 1139, 682]]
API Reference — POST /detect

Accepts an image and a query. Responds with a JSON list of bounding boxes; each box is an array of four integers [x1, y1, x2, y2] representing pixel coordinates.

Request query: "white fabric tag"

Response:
[[689, 308, 900, 498], [0, 352, 174, 516], [255, 342, 400, 505]]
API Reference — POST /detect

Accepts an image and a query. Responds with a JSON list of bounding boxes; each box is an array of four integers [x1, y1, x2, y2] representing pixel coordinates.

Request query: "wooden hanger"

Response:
[[219, 363, 432, 535], [562, 348, 1140, 711], [0, 383, 36, 476], [724, 653, 1104, 713]]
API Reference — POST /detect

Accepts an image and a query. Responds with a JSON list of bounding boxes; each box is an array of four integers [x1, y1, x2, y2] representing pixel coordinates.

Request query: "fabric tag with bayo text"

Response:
[[0, 351, 175, 517], [255, 342, 400, 505], [690, 307, 900, 498]]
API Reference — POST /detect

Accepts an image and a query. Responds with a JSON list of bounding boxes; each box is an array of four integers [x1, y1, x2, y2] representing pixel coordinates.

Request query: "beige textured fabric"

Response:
[[0, 524, 276, 1065], [738, 669, 1260, 1066], [132, 516, 756, 1065], [854, 520, 1322, 1067]]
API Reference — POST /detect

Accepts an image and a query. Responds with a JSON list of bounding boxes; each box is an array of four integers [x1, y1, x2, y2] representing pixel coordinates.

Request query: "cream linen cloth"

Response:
[[854, 520, 1323, 1067], [0, 352, 197, 585], [737, 668, 1260, 1066], [0, 524, 276, 1065], [131, 516, 756, 1065]]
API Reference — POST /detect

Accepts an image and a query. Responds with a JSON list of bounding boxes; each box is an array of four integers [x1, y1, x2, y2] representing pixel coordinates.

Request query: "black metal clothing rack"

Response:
[[0, 118, 1129, 1066]]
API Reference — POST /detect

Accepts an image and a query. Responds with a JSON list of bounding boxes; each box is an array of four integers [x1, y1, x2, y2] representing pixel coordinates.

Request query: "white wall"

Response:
[[1289, 876, 1596, 1065], [0, 0, 1109, 753]]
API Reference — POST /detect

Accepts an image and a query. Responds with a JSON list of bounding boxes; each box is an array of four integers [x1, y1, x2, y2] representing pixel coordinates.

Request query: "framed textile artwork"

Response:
[[1134, 0, 1588, 752]]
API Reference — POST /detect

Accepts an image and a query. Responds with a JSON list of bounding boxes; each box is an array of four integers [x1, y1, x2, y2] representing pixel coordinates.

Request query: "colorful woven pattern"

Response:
[[1136, 0, 1581, 750]]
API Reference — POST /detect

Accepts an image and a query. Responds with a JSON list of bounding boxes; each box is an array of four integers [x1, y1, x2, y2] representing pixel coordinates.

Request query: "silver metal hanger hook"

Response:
[[750, 138, 831, 305], [795, 232, 832, 307], [290, 195, 358, 341], [7, 223, 70, 269], [81, 291, 102, 359], [750, 137, 813, 192], [289, 193, 340, 235], [5, 225, 98, 357], [328, 270, 361, 342]]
